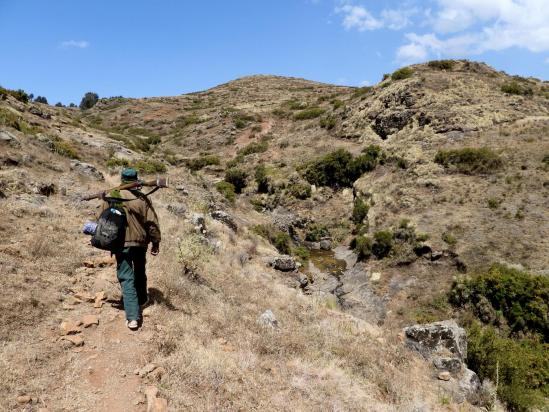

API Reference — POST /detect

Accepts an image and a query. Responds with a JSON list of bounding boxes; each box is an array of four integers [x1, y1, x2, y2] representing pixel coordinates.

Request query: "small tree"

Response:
[[79, 92, 99, 110], [69, 103, 77, 108], [225, 168, 247, 193], [55, 102, 64, 107], [254, 164, 270, 193], [34, 96, 48, 104]]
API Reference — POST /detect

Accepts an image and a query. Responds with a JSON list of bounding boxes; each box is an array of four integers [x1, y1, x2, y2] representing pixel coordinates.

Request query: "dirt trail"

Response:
[[41, 261, 166, 411]]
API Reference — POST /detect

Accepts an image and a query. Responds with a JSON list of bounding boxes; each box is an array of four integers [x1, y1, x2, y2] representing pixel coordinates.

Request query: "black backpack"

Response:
[[91, 203, 127, 252]]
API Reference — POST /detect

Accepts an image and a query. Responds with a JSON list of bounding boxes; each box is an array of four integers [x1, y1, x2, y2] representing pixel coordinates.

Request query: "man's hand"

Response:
[[151, 243, 160, 256]]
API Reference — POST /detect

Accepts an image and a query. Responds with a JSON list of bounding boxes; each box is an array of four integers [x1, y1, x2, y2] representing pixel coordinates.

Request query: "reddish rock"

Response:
[[82, 314, 99, 328], [59, 321, 81, 335], [16, 395, 31, 404], [61, 335, 84, 347]]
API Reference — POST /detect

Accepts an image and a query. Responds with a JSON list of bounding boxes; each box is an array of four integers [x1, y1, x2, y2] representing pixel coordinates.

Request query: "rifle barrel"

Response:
[[80, 177, 169, 201]]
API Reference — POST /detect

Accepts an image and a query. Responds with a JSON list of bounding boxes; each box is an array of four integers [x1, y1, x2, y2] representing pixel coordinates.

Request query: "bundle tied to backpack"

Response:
[[91, 190, 128, 252]]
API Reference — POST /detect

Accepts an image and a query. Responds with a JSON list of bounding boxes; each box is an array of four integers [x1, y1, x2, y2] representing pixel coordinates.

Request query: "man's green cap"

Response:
[[121, 168, 138, 182]]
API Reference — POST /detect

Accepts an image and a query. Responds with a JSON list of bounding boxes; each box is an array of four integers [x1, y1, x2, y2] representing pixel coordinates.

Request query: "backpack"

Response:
[[91, 203, 127, 252]]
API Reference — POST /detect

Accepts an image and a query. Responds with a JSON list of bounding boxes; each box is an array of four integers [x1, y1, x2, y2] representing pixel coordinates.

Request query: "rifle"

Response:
[[80, 177, 169, 201]]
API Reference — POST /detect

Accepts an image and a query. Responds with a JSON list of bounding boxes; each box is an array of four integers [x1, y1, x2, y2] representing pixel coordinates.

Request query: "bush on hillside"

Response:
[[351, 197, 369, 225], [224, 168, 247, 193], [372, 230, 393, 259], [351, 235, 372, 261], [450, 264, 549, 340], [435, 147, 502, 174], [185, 155, 220, 171], [293, 107, 326, 120], [319, 115, 337, 130], [0, 86, 30, 103], [391, 67, 414, 81], [254, 164, 270, 193], [52, 139, 79, 159], [501, 81, 533, 96], [252, 224, 291, 254], [466, 322, 548, 412], [132, 159, 166, 174], [305, 224, 330, 242], [79, 92, 99, 110], [287, 181, 311, 199], [427, 60, 455, 70], [303, 145, 383, 188], [216, 181, 236, 203], [34, 96, 48, 104]]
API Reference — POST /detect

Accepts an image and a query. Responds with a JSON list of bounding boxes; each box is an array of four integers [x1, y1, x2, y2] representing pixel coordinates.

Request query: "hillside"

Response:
[[0, 60, 547, 411]]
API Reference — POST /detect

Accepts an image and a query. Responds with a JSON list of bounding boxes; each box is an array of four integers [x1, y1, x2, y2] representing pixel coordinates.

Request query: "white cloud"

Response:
[[359, 80, 370, 86], [336, 2, 417, 31], [60, 40, 89, 49], [337, 5, 383, 31], [396, 0, 549, 62]]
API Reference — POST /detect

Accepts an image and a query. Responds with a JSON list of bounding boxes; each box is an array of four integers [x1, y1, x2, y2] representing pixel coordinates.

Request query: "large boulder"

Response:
[[270, 255, 297, 272], [0, 129, 20, 147], [70, 161, 104, 181], [210, 210, 237, 232], [404, 320, 467, 360]]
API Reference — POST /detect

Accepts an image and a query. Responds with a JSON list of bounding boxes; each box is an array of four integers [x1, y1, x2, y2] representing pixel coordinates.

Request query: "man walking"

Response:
[[102, 168, 161, 330]]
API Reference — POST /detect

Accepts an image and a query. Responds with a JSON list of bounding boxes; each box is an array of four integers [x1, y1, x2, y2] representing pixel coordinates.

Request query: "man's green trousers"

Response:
[[115, 247, 148, 321]]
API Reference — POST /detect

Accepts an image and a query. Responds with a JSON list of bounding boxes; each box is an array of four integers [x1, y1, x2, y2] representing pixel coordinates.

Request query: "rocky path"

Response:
[[26, 257, 168, 412]]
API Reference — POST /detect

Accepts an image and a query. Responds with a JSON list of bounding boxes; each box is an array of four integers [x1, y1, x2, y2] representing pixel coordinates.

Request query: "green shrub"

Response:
[[352, 197, 369, 224], [254, 164, 270, 193], [391, 67, 414, 81], [0, 86, 30, 103], [450, 264, 549, 340], [239, 139, 268, 156], [252, 224, 291, 254], [501, 81, 533, 96], [233, 112, 257, 129], [305, 224, 329, 242], [34, 96, 48, 104], [331, 99, 344, 109], [0, 107, 37, 134], [225, 168, 247, 193], [303, 145, 383, 188], [487, 198, 500, 209], [132, 159, 166, 174], [466, 322, 548, 412], [285, 100, 308, 110], [294, 107, 326, 120], [185, 155, 220, 171], [352, 86, 372, 98], [175, 115, 202, 128], [372, 230, 393, 258], [216, 181, 236, 203], [106, 156, 129, 168], [287, 181, 311, 199], [292, 246, 310, 263], [319, 116, 337, 130], [351, 235, 372, 261], [79, 92, 99, 110], [441, 232, 457, 246], [435, 147, 502, 174], [52, 139, 79, 159], [427, 60, 455, 70]]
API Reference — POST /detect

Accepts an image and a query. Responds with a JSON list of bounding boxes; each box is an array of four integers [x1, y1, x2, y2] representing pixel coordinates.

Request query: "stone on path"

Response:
[[82, 314, 99, 328], [16, 395, 31, 404], [139, 363, 157, 377], [59, 320, 81, 335], [61, 334, 84, 347], [258, 310, 278, 328], [438, 371, 451, 381]]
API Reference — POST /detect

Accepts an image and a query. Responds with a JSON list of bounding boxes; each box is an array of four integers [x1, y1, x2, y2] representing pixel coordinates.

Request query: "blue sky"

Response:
[[0, 0, 547, 105]]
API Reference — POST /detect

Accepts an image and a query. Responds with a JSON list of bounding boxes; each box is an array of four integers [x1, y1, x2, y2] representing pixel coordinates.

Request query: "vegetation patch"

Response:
[[427, 60, 455, 70], [215, 181, 236, 203], [252, 224, 291, 255], [185, 155, 220, 171], [305, 224, 329, 242], [293, 107, 326, 120], [351, 197, 369, 225], [224, 168, 247, 193], [352, 86, 372, 98], [391, 67, 414, 81], [501, 81, 534, 96], [132, 158, 167, 174], [0, 107, 38, 134], [303, 145, 383, 188], [319, 115, 337, 130], [435, 147, 502, 174], [52, 138, 79, 159], [0, 86, 30, 103], [254, 164, 270, 193], [287, 181, 311, 199], [450, 264, 549, 411]]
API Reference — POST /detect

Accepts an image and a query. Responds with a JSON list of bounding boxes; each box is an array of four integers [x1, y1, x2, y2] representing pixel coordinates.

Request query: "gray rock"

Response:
[[371, 110, 414, 139], [167, 204, 186, 216], [320, 239, 332, 250], [0, 130, 20, 147], [70, 161, 104, 181], [258, 309, 278, 328], [404, 320, 467, 360], [175, 185, 189, 195], [270, 255, 296, 272], [457, 368, 481, 403], [433, 356, 462, 373], [190, 213, 206, 233], [210, 210, 237, 232], [303, 241, 321, 250]]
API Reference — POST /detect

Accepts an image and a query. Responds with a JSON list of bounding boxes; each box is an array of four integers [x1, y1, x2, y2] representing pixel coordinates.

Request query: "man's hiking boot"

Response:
[[126, 320, 139, 330]]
